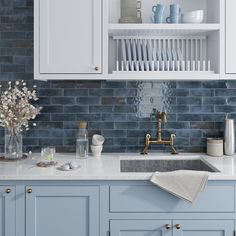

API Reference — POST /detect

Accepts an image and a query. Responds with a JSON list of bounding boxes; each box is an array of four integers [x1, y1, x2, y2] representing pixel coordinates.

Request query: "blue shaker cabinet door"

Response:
[[0, 186, 15, 236], [110, 220, 172, 236], [26, 186, 99, 236], [173, 220, 234, 236]]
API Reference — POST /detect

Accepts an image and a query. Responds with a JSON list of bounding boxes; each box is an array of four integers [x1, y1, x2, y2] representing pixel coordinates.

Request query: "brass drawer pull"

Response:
[[165, 224, 171, 229], [175, 224, 181, 230], [5, 188, 11, 194], [27, 188, 32, 194]]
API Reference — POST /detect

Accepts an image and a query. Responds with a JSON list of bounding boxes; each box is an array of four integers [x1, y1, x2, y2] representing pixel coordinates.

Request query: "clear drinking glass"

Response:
[[41, 147, 56, 163]]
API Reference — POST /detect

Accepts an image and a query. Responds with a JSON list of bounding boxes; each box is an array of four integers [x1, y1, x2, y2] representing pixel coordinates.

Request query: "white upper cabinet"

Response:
[[34, 0, 102, 79], [225, 0, 236, 74], [34, 0, 235, 80]]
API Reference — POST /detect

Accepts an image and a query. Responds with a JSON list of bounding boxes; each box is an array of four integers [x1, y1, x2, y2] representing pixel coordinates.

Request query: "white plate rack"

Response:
[[112, 36, 214, 73]]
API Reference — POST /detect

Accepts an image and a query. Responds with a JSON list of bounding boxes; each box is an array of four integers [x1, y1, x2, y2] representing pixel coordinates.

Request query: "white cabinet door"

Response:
[[226, 0, 236, 74], [38, 0, 102, 74]]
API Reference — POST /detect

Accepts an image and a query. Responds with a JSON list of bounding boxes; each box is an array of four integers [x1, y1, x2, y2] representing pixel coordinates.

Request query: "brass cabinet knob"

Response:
[[175, 224, 181, 230], [165, 224, 171, 229], [5, 188, 11, 194], [27, 188, 32, 194], [95, 66, 99, 71]]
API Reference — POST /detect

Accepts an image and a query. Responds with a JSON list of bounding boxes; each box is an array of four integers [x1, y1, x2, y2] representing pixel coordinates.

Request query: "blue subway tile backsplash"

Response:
[[0, 0, 234, 153]]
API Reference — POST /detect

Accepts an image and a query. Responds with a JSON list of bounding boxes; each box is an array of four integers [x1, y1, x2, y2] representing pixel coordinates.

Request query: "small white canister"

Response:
[[207, 138, 223, 157]]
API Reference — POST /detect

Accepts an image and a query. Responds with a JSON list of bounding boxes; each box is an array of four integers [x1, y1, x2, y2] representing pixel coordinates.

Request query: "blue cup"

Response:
[[151, 4, 165, 23], [166, 4, 181, 23]]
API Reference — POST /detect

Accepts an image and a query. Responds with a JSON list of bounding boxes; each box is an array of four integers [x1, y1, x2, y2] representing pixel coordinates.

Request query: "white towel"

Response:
[[150, 170, 209, 203]]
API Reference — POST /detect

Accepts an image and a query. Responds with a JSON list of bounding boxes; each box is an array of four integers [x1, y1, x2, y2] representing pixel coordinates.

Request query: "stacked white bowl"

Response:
[[181, 10, 204, 23], [91, 135, 105, 157]]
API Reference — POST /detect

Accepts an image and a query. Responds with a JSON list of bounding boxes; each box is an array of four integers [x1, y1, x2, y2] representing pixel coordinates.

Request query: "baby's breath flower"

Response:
[[0, 81, 41, 132]]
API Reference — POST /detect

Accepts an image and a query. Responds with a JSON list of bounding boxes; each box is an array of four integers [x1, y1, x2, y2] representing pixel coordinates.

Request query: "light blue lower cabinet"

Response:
[[110, 220, 172, 236], [0, 186, 15, 236], [110, 219, 234, 236], [0, 181, 236, 236], [25, 186, 99, 236], [172, 220, 234, 236]]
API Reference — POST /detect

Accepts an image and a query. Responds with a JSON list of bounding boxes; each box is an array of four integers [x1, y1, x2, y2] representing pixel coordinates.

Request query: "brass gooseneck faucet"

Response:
[[141, 109, 178, 155]]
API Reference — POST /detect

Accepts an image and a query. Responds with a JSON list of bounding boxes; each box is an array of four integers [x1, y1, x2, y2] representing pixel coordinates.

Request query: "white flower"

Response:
[[0, 81, 41, 132]]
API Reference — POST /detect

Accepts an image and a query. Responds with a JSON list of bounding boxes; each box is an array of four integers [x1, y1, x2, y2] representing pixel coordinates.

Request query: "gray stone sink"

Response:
[[120, 159, 219, 173]]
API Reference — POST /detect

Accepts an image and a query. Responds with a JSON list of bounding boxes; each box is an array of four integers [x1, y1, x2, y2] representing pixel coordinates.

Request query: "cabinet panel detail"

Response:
[[26, 186, 99, 236], [0, 186, 15, 236], [110, 184, 235, 212], [110, 220, 172, 236], [172, 220, 234, 236], [38, 0, 102, 74], [226, 0, 236, 74]]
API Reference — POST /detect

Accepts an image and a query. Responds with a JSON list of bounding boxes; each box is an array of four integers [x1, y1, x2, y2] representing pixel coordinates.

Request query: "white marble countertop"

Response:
[[0, 153, 236, 181]]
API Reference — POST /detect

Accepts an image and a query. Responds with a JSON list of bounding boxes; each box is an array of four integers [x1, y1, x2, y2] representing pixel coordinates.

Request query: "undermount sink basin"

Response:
[[120, 159, 218, 173]]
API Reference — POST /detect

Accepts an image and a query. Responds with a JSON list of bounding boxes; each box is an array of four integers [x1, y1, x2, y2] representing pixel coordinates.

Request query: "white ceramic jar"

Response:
[[207, 138, 223, 157]]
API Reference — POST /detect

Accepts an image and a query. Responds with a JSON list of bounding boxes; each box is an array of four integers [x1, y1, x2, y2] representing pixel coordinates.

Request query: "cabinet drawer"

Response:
[[109, 184, 235, 213]]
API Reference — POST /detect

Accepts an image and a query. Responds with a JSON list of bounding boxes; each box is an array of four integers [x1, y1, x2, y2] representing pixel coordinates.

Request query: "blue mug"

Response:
[[166, 4, 181, 23], [152, 4, 165, 23]]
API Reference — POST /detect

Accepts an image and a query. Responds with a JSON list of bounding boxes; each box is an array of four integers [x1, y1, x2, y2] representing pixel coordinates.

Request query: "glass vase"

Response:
[[4, 128, 23, 160]]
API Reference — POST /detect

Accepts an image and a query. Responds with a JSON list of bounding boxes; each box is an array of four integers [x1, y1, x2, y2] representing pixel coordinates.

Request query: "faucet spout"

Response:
[[141, 110, 178, 155]]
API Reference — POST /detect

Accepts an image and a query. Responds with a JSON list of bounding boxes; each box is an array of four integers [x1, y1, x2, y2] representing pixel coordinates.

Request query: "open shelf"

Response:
[[107, 0, 222, 80], [109, 0, 221, 24], [108, 24, 220, 37]]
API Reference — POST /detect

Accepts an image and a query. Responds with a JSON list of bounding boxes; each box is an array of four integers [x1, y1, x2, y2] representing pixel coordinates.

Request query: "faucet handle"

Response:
[[170, 133, 176, 140], [150, 108, 158, 120], [162, 112, 167, 123]]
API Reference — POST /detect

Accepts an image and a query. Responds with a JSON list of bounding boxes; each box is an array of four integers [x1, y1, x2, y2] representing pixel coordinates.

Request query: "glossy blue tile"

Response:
[[0, 0, 235, 153]]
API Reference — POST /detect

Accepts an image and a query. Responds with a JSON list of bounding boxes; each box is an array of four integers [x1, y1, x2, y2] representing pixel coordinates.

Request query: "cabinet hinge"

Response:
[[108, 230, 111, 236], [234, 230, 235, 236]]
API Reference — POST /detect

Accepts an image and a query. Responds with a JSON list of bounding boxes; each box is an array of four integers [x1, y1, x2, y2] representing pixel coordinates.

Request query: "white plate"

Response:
[[147, 39, 153, 62], [57, 166, 80, 171], [172, 48, 178, 70], [126, 39, 132, 62], [121, 39, 127, 63], [166, 48, 172, 61], [172, 48, 178, 61], [157, 48, 162, 61], [131, 39, 137, 62], [137, 39, 142, 62], [166, 48, 172, 71], [176, 47, 183, 61], [126, 39, 132, 71], [162, 48, 167, 70], [142, 39, 147, 62], [152, 40, 157, 61]]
